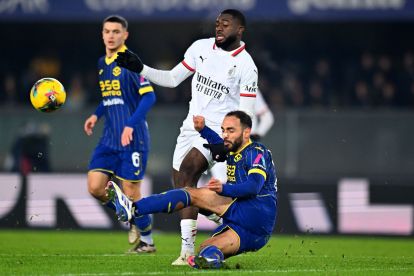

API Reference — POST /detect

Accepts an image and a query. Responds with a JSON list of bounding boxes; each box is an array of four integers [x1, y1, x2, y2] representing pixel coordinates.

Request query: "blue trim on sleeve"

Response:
[[126, 92, 156, 127], [94, 102, 105, 119]]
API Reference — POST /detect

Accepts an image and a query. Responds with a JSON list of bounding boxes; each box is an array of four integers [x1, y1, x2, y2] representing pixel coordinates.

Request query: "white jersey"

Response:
[[181, 38, 258, 130], [141, 37, 259, 170]]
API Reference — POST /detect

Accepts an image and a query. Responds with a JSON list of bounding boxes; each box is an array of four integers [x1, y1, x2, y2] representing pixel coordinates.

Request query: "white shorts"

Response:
[[197, 161, 227, 188], [209, 161, 227, 183], [172, 127, 213, 171], [172, 118, 222, 172]]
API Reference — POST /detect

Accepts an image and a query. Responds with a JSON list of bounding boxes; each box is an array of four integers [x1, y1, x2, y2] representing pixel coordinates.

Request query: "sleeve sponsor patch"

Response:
[[252, 152, 266, 171]]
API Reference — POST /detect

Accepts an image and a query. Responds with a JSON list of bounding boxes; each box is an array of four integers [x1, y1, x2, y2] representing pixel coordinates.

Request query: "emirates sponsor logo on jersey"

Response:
[[195, 72, 230, 100], [244, 82, 258, 93]]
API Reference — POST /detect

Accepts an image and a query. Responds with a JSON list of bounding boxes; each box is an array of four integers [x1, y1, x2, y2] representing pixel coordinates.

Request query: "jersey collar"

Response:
[[105, 45, 127, 65], [229, 139, 252, 155], [213, 41, 246, 57]]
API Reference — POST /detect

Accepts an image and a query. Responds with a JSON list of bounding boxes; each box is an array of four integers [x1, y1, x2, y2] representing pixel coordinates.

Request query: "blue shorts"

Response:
[[213, 196, 277, 254], [88, 143, 148, 182]]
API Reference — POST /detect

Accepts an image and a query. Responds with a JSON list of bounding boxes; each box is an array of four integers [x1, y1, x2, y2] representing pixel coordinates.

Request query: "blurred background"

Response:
[[0, 0, 413, 235]]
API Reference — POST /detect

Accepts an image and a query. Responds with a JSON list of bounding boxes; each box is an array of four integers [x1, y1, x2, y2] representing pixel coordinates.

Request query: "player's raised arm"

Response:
[[115, 50, 193, 88]]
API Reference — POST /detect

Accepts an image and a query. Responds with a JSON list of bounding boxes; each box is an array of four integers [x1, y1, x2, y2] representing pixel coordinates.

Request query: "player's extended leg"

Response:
[[121, 180, 155, 254], [109, 185, 232, 222], [188, 229, 240, 269], [172, 148, 209, 265]]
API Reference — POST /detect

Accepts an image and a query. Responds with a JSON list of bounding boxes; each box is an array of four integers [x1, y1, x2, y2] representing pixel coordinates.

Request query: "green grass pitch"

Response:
[[0, 230, 413, 275]]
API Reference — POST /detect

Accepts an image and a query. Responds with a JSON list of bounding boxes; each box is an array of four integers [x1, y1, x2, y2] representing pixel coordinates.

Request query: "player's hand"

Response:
[[121, 126, 134, 147], [207, 177, 223, 193], [250, 134, 261, 141], [203, 143, 228, 162], [84, 115, 98, 136], [193, 115, 205, 132], [115, 49, 143, 73]]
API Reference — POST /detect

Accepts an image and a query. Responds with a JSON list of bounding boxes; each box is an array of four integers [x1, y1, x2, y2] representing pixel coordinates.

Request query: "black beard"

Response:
[[226, 135, 243, 152], [215, 34, 238, 51]]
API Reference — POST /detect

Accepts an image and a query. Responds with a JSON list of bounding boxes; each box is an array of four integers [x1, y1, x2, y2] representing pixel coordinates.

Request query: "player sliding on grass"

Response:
[[202, 89, 275, 210], [107, 111, 278, 269], [115, 9, 258, 265]]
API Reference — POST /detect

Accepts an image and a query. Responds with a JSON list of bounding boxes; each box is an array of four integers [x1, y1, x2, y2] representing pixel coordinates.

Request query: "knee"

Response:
[[175, 171, 195, 188], [88, 181, 105, 200], [184, 187, 201, 206]]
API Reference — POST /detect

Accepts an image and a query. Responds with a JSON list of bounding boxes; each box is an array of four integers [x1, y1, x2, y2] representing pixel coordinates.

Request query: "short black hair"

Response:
[[226, 110, 252, 129], [103, 15, 128, 29], [221, 9, 246, 27]]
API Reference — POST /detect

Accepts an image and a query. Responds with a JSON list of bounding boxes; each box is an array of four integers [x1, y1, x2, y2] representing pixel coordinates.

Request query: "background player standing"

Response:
[[84, 15, 156, 253], [115, 9, 258, 264], [107, 110, 278, 269]]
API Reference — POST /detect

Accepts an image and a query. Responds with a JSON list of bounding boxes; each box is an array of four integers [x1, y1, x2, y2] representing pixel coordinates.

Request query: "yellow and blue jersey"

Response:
[[210, 140, 278, 253], [226, 141, 277, 198], [96, 45, 154, 152]]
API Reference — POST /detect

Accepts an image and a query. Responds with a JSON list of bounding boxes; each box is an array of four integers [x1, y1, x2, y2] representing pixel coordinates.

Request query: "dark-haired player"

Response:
[[115, 9, 258, 264], [206, 89, 274, 194], [108, 110, 277, 269], [84, 15, 156, 253]]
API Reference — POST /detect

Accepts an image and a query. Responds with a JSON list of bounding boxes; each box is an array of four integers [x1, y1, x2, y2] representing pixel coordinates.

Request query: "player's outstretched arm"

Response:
[[140, 63, 193, 88], [115, 49, 193, 88]]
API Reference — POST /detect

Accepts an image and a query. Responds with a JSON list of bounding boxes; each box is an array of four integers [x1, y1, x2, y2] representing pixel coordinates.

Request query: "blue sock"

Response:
[[134, 214, 152, 236], [105, 201, 116, 211], [135, 189, 191, 216], [198, 245, 225, 268]]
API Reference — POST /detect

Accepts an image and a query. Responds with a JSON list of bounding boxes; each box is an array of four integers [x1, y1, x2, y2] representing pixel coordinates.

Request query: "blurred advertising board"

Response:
[[0, 173, 413, 236]]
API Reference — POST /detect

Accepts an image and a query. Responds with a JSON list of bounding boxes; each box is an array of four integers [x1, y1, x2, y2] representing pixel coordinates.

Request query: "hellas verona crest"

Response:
[[113, 66, 121, 77]]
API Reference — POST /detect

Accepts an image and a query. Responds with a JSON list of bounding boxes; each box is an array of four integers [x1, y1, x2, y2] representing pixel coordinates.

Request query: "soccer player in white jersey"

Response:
[[115, 9, 258, 265]]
